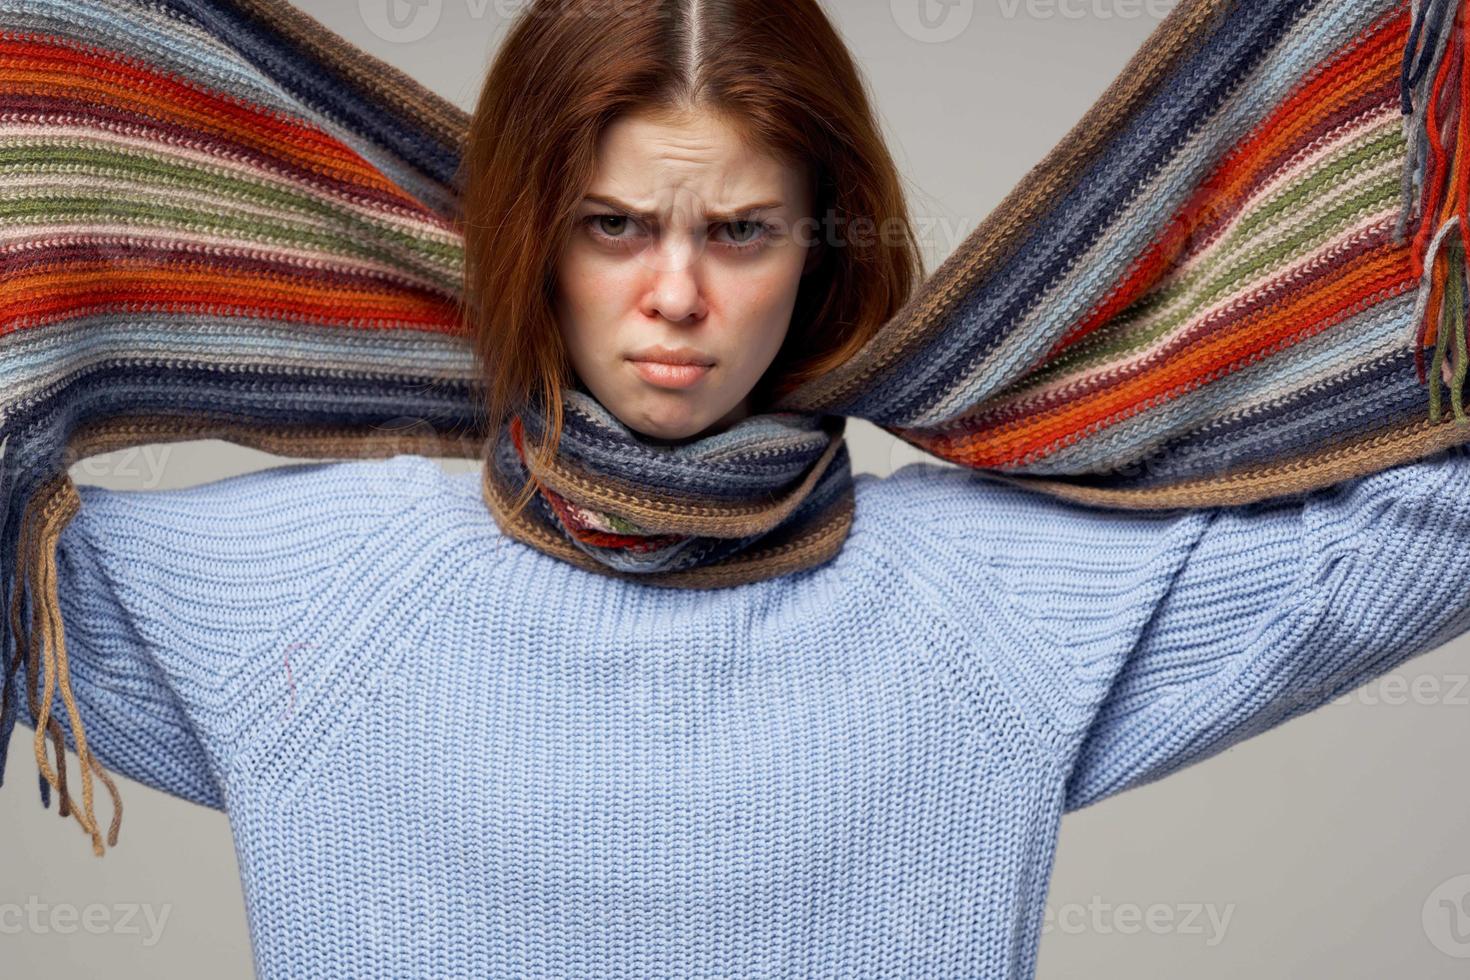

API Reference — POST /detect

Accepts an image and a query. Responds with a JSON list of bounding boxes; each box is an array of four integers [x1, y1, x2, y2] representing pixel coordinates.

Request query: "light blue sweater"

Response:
[[11, 444, 1470, 978]]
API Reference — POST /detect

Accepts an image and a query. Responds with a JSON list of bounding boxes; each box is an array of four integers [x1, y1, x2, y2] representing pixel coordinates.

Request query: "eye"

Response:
[[583, 213, 648, 247], [714, 219, 772, 251]]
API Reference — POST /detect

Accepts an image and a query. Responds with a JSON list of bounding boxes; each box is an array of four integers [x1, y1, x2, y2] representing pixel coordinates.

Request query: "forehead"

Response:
[[588, 110, 806, 212]]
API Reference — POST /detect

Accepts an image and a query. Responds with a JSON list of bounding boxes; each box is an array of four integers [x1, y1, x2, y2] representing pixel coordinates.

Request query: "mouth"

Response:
[[626, 358, 713, 390], [626, 345, 716, 390]]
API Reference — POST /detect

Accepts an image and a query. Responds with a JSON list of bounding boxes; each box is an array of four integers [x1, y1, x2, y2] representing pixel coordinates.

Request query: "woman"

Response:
[[10, 0, 1470, 977]]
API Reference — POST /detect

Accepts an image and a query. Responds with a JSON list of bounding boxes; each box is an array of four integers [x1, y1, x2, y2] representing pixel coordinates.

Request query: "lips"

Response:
[[628, 345, 715, 367], [628, 359, 712, 390]]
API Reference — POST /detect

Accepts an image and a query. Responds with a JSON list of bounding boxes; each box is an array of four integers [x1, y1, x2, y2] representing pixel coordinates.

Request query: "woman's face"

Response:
[[554, 107, 818, 444]]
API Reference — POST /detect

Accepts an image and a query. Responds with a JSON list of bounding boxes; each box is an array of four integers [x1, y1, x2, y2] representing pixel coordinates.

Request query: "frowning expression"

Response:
[[553, 106, 818, 445]]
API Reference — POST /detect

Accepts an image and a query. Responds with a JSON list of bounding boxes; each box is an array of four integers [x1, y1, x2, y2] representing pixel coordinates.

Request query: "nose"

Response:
[[640, 235, 708, 325]]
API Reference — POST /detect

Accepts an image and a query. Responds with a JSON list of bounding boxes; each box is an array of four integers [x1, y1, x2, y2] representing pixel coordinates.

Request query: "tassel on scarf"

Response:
[[1402, 0, 1470, 421], [0, 474, 123, 855]]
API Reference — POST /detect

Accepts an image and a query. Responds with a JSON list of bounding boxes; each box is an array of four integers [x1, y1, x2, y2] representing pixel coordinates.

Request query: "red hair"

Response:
[[455, 0, 923, 515]]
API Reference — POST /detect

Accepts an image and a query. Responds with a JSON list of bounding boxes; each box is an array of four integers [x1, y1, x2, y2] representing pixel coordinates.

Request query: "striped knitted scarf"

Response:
[[1, 0, 1465, 855]]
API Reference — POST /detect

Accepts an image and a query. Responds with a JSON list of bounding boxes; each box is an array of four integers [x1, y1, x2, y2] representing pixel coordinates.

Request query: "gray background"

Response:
[[7, 1, 1470, 976]]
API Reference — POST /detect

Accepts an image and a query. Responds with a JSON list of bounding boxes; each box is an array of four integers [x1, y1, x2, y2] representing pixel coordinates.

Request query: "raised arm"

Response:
[[883, 442, 1470, 811]]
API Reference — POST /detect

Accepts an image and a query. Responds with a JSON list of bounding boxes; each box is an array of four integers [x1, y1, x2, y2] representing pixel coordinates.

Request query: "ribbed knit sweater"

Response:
[[12, 446, 1470, 979]]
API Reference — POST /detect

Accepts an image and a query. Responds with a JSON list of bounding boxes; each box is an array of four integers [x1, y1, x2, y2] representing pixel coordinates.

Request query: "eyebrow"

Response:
[[581, 193, 784, 224]]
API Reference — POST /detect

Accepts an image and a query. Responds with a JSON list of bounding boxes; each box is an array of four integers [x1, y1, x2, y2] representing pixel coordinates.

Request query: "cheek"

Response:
[[712, 264, 803, 347], [556, 249, 638, 345], [558, 248, 629, 310]]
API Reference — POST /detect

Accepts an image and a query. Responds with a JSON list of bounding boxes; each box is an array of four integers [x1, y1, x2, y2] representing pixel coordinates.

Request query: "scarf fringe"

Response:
[[0, 473, 122, 856], [1403, 0, 1470, 421]]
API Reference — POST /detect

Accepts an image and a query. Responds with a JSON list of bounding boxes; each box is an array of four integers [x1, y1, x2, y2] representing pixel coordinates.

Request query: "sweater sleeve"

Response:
[[885, 442, 1470, 813], [3, 455, 437, 810]]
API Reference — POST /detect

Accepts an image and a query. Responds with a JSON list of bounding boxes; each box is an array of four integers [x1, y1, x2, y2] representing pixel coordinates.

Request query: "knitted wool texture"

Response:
[[9, 446, 1470, 979], [2, 0, 1469, 852]]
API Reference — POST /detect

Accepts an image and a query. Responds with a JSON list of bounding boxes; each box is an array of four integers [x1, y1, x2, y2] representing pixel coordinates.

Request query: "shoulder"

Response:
[[73, 452, 453, 522], [863, 459, 1208, 546], [855, 460, 1212, 625], [856, 460, 1173, 553], [66, 453, 480, 581]]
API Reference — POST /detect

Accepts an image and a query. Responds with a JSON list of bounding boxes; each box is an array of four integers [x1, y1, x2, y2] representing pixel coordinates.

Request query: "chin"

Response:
[[617, 397, 717, 444]]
